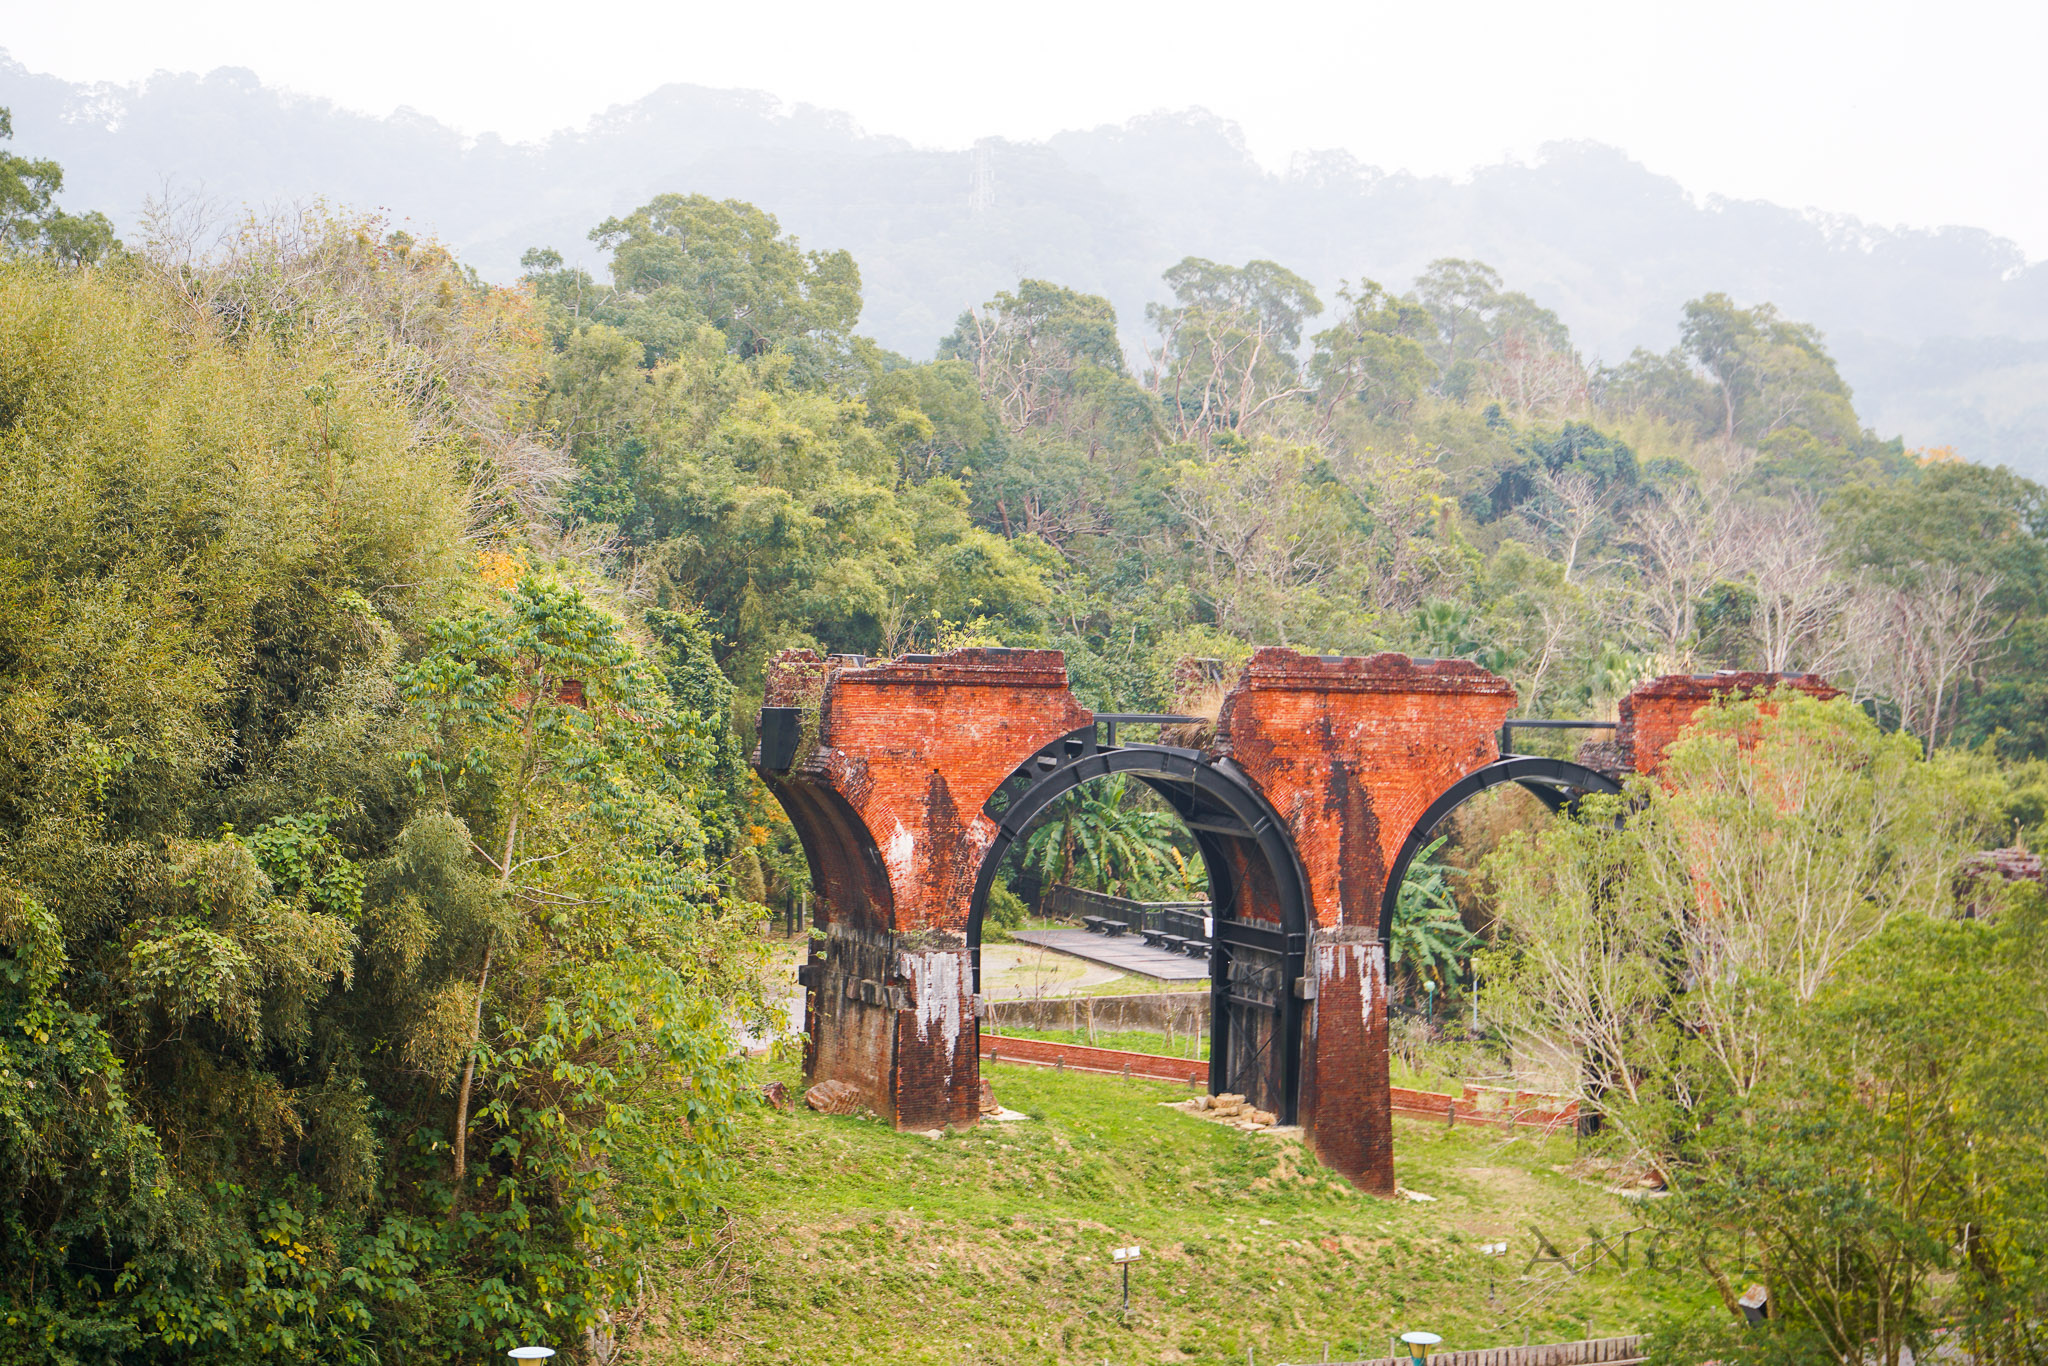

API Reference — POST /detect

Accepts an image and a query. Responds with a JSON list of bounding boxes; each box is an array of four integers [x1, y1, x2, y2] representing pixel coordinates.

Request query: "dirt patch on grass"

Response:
[[1449, 1164, 1545, 1197]]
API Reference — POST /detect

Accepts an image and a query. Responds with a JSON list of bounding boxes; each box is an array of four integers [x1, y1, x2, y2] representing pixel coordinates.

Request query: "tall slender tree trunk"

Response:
[[450, 942, 493, 1182], [454, 763, 525, 1182], [1058, 810, 1074, 890], [1698, 1244, 1744, 1321]]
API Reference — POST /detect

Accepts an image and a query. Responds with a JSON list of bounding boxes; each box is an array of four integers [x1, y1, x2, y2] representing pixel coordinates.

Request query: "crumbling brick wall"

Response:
[[1617, 671, 1843, 774], [757, 648, 1090, 1130]]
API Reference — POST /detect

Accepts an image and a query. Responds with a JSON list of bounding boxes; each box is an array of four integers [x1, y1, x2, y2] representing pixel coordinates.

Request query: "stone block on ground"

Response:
[[804, 1079, 866, 1115]]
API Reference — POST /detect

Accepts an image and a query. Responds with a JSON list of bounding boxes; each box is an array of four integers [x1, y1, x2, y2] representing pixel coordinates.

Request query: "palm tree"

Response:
[[1019, 775, 1200, 899], [1407, 599, 1525, 677], [1586, 640, 1649, 719]]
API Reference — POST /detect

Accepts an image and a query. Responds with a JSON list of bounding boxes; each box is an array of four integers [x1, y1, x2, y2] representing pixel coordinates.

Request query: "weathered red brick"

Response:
[[1617, 671, 1842, 774], [1216, 649, 1518, 1194], [760, 648, 1090, 1131], [760, 644, 1839, 1183]]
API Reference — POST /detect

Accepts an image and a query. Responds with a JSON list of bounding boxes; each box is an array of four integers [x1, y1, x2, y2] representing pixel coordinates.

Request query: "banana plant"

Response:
[[1389, 835, 1476, 992]]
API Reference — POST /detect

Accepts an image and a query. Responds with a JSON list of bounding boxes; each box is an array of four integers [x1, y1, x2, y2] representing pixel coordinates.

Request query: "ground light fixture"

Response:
[[1401, 1330, 1443, 1365], [1111, 1244, 1142, 1311]]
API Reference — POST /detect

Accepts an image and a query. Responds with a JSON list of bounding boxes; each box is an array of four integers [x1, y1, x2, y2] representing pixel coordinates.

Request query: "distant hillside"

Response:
[[6, 52, 2045, 477]]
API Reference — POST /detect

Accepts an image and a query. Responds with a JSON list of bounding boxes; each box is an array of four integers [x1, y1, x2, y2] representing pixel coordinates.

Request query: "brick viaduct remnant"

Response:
[[1612, 670, 1840, 773], [1206, 650, 1514, 1188], [757, 648, 1089, 1133], [753, 647, 1835, 1192]]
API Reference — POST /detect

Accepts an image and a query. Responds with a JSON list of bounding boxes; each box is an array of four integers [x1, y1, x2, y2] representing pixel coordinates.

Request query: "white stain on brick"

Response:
[[1312, 938, 1383, 1034], [885, 822, 917, 890], [1359, 944, 1383, 1028], [899, 948, 966, 1060]]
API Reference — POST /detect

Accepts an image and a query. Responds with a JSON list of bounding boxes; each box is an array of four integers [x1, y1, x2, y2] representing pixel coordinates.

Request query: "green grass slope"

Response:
[[637, 1062, 1708, 1364]]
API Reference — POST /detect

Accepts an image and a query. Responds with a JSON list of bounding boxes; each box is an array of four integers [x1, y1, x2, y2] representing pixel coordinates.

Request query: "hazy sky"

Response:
[[9, 0, 2047, 258]]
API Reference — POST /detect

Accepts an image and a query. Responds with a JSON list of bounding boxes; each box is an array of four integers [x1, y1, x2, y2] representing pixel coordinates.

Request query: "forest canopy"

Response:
[[0, 182, 766, 1360], [512, 194, 2045, 765]]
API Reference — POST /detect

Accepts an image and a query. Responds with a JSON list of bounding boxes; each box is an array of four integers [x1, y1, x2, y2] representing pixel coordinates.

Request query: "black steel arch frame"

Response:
[[966, 724, 1313, 1121], [1376, 755, 1624, 944]]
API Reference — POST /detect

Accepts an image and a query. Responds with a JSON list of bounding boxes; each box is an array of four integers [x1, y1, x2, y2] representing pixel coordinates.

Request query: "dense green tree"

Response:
[[940, 278, 1131, 437], [644, 604, 752, 860], [1168, 439, 1372, 648], [1831, 461, 2048, 753], [0, 234, 757, 1360], [1598, 292, 1910, 488], [1145, 257, 1322, 446], [1410, 257, 1574, 403], [1651, 894, 2048, 1366], [582, 193, 863, 380], [1595, 343, 1715, 428], [0, 256, 466, 1358], [1476, 696, 2045, 1365], [1831, 461, 2048, 601], [1480, 693, 2005, 1141], [0, 107, 117, 266], [526, 212, 1062, 687], [938, 281, 1162, 583], [1309, 278, 1437, 426], [1676, 293, 1828, 443], [1388, 836, 1475, 994], [1017, 775, 1201, 901], [541, 329, 1043, 682], [862, 357, 994, 480]]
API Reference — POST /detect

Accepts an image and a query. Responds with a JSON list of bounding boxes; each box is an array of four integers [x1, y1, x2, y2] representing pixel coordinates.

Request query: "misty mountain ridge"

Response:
[[6, 51, 2046, 478]]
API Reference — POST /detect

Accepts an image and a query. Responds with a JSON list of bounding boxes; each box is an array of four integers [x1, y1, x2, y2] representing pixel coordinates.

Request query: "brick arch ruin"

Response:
[[752, 647, 1834, 1193]]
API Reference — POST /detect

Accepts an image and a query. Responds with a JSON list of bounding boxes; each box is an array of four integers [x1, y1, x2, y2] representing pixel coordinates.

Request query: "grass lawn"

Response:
[[990, 1025, 1211, 1059], [1387, 1055, 1480, 1097], [635, 1060, 1710, 1365]]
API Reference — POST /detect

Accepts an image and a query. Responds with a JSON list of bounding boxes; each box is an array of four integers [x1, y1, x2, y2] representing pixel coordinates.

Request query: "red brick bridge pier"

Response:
[[752, 647, 1829, 1193]]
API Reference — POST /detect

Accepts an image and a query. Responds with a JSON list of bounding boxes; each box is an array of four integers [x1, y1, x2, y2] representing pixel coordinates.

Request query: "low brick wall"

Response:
[[981, 1033, 1573, 1130], [981, 991, 1209, 1035], [1390, 1084, 1577, 1130], [979, 1034, 1207, 1084]]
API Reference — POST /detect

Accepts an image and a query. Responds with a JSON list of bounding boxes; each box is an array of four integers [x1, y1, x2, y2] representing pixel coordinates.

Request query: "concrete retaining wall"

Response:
[[981, 991, 1210, 1035]]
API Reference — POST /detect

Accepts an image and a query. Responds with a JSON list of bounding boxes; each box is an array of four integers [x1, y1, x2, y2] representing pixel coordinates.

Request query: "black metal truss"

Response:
[[969, 726, 1310, 1122], [1375, 755, 1624, 944]]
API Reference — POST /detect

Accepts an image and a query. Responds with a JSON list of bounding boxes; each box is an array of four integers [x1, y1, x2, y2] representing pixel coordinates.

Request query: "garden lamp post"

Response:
[[1401, 1330, 1442, 1366], [1111, 1244, 1142, 1310]]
